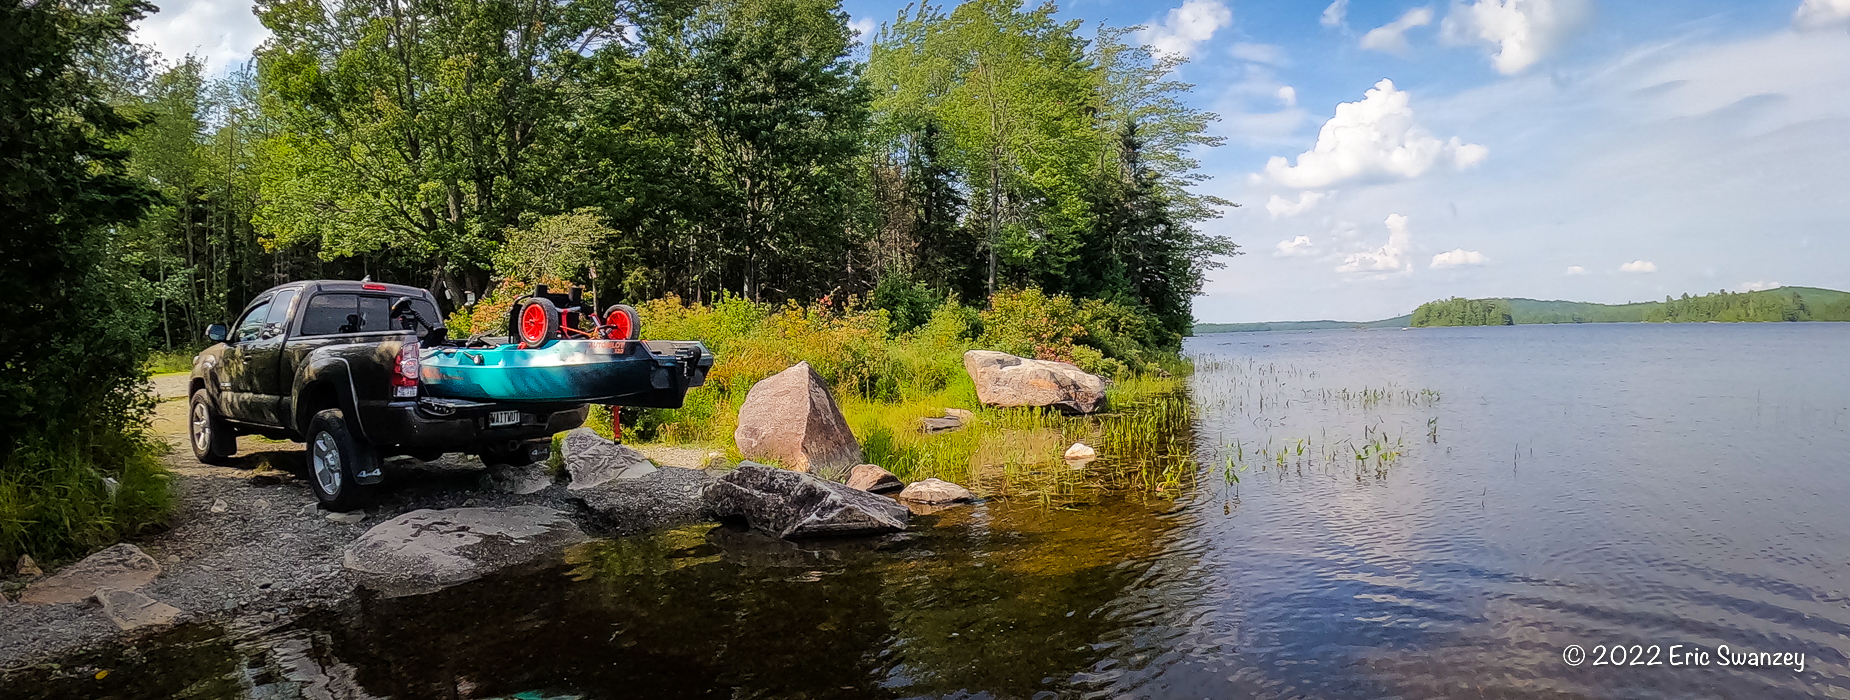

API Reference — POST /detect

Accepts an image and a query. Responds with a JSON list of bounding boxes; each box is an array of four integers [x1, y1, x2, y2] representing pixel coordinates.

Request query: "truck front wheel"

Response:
[[189, 389, 237, 465], [306, 408, 380, 512]]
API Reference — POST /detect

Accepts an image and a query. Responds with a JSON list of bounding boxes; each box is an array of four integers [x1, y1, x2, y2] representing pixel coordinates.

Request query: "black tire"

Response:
[[188, 389, 237, 465], [305, 408, 379, 512], [601, 304, 640, 340], [513, 298, 560, 347]]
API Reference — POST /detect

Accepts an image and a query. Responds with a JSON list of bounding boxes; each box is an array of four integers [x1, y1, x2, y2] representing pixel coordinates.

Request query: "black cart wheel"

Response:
[[601, 304, 640, 340], [306, 408, 379, 512], [188, 389, 237, 465], [515, 298, 560, 347]]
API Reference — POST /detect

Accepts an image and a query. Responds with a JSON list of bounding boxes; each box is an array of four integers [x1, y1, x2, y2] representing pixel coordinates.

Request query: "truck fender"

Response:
[[293, 358, 371, 444]]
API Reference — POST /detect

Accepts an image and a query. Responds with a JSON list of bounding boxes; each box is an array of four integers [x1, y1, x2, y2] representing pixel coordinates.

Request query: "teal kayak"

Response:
[[421, 339, 713, 407]]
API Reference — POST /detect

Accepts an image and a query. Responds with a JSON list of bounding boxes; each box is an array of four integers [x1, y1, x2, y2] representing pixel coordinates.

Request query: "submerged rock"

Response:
[[963, 350, 1108, 414], [571, 466, 716, 536], [895, 478, 974, 505], [19, 544, 160, 605], [563, 427, 657, 490], [1063, 442, 1098, 461], [705, 464, 908, 538], [343, 506, 588, 597], [93, 588, 183, 631], [845, 464, 904, 494], [733, 362, 864, 473]]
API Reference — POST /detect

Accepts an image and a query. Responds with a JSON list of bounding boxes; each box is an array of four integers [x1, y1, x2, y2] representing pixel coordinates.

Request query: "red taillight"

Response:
[[393, 341, 420, 397], [363, 283, 387, 291]]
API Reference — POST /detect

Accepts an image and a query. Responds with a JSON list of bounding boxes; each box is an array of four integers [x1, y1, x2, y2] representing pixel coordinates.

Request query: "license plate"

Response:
[[488, 410, 520, 427]]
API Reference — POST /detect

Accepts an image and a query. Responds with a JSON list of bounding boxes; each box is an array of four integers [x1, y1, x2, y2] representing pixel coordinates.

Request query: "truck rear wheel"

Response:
[[306, 408, 379, 512], [189, 389, 237, 465]]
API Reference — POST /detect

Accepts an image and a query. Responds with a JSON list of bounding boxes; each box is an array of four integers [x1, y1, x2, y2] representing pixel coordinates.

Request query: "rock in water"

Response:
[[705, 464, 908, 538], [733, 362, 864, 473], [571, 467, 716, 536], [20, 544, 160, 605], [93, 588, 183, 631], [343, 507, 588, 597], [895, 478, 974, 505], [845, 464, 904, 494], [562, 427, 657, 490], [962, 350, 1108, 414], [1064, 442, 1098, 460]]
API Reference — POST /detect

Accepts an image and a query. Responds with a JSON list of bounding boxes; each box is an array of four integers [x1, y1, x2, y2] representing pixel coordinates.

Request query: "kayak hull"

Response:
[[421, 339, 713, 407]]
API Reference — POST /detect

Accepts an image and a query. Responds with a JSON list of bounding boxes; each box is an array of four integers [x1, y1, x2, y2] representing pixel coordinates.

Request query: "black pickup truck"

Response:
[[188, 280, 589, 510]]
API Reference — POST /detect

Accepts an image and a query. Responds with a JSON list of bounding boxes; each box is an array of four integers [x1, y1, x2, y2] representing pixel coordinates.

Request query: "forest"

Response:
[[74, 0, 1237, 352], [1, 0, 1240, 561]]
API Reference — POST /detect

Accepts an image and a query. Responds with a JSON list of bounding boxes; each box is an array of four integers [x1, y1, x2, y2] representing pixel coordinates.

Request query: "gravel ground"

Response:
[[0, 396, 611, 671]]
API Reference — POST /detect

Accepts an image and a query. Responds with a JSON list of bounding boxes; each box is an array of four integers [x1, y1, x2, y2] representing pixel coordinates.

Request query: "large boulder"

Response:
[[562, 427, 657, 490], [571, 466, 716, 536], [343, 506, 588, 597], [20, 544, 160, 605], [963, 350, 1108, 414], [705, 464, 908, 538], [733, 362, 864, 472]]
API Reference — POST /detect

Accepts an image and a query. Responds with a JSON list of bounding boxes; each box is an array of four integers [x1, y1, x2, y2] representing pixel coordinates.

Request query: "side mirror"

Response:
[[390, 296, 415, 317], [464, 291, 477, 307], [205, 324, 229, 343]]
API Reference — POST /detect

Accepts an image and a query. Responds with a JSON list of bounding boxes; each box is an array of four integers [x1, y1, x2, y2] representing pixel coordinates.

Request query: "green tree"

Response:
[[252, 0, 638, 309], [639, 0, 870, 301], [1, 0, 170, 561]]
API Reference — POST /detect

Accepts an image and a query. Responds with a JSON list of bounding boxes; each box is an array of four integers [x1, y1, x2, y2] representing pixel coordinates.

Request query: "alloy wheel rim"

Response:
[[312, 431, 342, 496], [192, 402, 210, 452]]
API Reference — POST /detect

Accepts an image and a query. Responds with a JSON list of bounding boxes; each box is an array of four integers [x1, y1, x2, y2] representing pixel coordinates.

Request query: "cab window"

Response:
[[232, 299, 272, 343], [299, 293, 420, 335]]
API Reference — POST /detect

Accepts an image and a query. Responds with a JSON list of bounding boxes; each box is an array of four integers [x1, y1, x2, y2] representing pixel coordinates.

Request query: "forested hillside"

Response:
[[1411, 287, 1850, 326]]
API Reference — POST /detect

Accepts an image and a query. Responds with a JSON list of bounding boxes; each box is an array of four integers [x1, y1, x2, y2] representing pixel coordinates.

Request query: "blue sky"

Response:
[[136, 0, 1850, 322]]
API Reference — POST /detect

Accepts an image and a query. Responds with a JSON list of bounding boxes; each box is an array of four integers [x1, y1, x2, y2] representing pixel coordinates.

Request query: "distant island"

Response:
[[1194, 286, 1850, 334]]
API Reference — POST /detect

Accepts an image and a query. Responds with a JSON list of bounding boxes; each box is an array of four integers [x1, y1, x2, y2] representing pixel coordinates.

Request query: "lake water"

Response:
[[11, 323, 1850, 699]]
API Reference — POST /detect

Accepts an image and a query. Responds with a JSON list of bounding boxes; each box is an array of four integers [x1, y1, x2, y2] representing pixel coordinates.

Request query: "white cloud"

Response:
[[1276, 85, 1298, 107], [1565, 265, 1588, 275], [1361, 7, 1435, 55], [1619, 260, 1658, 273], [1322, 0, 1350, 29], [1430, 248, 1488, 267], [1266, 191, 1326, 218], [1140, 0, 1234, 58], [1337, 213, 1416, 274], [1263, 79, 1489, 188], [1737, 280, 1782, 291], [850, 17, 877, 42], [1276, 236, 1317, 257], [1440, 0, 1591, 74], [1232, 43, 1288, 65], [1795, 0, 1850, 31], [133, 0, 271, 71]]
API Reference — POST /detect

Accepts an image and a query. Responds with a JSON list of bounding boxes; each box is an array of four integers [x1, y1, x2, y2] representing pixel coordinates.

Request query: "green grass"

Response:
[[0, 423, 173, 568], [143, 348, 196, 375]]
